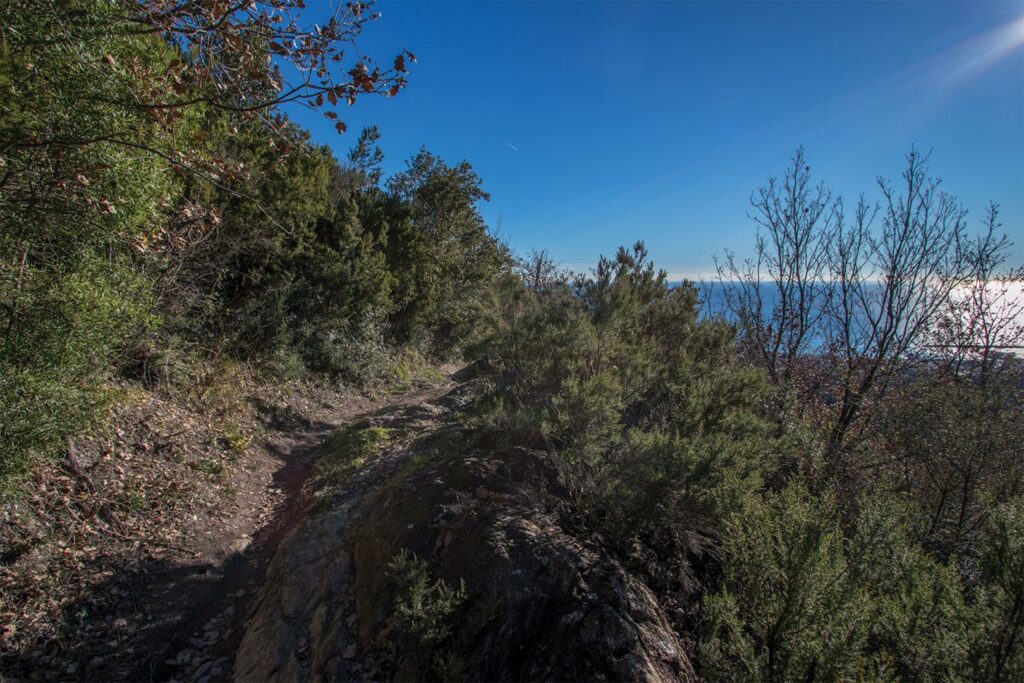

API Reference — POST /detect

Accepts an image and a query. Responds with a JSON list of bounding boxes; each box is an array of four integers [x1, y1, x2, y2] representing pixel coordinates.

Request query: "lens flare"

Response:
[[938, 14, 1024, 88]]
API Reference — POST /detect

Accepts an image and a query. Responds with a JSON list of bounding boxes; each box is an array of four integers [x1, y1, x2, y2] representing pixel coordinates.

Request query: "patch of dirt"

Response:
[[0, 366, 461, 682]]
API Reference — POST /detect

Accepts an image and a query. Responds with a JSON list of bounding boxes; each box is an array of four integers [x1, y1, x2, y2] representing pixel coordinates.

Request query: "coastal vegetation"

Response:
[[2, 1, 1021, 679]]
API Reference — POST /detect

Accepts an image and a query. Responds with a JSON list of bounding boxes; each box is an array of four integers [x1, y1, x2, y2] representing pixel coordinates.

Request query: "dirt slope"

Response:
[[4, 367, 694, 681]]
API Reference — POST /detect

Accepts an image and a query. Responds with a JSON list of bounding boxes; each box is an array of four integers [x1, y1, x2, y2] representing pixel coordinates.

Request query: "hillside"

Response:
[[2, 2, 1023, 681]]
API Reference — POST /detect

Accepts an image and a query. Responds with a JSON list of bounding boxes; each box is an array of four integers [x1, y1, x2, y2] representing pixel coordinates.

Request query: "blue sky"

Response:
[[288, 1, 1024, 278]]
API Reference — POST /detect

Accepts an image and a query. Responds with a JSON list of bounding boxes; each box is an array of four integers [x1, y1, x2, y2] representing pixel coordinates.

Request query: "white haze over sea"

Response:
[[688, 280, 1024, 358]]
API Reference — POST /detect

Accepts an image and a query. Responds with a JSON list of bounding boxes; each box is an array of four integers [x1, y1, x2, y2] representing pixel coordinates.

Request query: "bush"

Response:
[[385, 149, 513, 350], [874, 373, 1024, 559], [296, 307, 391, 385], [965, 499, 1024, 680], [0, 1, 178, 483], [476, 244, 767, 548], [701, 484, 984, 681], [0, 256, 154, 484], [387, 550, 468, 678]]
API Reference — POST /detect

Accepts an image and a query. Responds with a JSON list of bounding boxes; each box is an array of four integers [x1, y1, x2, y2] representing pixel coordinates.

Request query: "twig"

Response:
[[63, 437, 96, 493]]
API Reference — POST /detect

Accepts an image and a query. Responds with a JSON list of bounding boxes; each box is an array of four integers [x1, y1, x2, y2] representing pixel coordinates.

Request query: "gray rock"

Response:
[[235, 446, 694, 682]]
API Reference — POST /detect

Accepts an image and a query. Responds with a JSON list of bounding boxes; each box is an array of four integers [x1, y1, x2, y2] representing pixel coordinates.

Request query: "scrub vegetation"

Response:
[[2, 1, 1021, 679]]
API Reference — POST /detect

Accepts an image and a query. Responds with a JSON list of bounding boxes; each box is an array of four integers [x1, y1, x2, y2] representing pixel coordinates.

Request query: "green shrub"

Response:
[[875, 374, 1024, 559], [701, 485, 975, 681], [385, 149, 513, 350], [387, 549, 468, 678], [700, 483, 859, 681], [316, 423, 396, 488], [0, 0, 178, 483], [964, 499, 1024, 680], [476, 244, 767, 547], [0, 257, 154, 484], [297, 307, 391, 385]]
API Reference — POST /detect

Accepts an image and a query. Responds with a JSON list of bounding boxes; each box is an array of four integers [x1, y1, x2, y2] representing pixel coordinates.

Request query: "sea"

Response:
[[686, 280, 1024, 358]]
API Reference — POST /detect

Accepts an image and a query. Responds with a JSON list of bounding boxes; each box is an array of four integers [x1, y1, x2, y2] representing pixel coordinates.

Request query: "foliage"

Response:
[[699, 149, 1023, 679], [476, 188, 1020, 679], [965, 499, 1024, 680], [0, 2, 177, 482], [0, 258, 154, 480], [701, 485, 972, 680], [0, 0, 508, 484], [715, 150, 1021, 467], [515, 249, 565, 292], [387, 550, 469, 678], [875, 371, 1024, 559], [3, 5, 1020, 676], [477, 242, 767, 547], [385, 149, 514, 351], [4, 0, 412, 147], [317, 423, 395, 488], [323, 423, 394, 462]]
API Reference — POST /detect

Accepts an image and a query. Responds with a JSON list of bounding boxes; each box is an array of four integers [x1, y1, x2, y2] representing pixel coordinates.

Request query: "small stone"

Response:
[[229, 537, 251, 554], [342, 644, 357, 659]]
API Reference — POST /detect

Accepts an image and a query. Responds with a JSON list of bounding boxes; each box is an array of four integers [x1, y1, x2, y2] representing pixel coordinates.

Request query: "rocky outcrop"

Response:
[[234, 392, 694, 681], [233, 508, 354, 682]]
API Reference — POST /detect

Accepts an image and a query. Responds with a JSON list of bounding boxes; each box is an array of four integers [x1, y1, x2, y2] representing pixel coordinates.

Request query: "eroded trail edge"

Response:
[[140, 370, 464, 683]]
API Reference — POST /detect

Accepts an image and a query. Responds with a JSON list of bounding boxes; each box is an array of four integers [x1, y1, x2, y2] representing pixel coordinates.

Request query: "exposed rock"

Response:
[[235, 436, 694, 681], [234, 509, 353, 682]]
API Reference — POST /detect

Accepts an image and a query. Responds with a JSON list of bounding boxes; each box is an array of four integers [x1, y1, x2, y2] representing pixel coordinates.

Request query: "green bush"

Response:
[[296, 308, 391, 385], [965, 499, 1024, 680], [700, 483, 858, 681], [0, 0, 512, 483], [699, 483, 1017, 681], [387, 550, 468, 678], [874, 374, 1024, 559], [0, 1, 182, 483], [0, 255, 155, 483], [385, 149, 513, 350], [476, 243, 767, 547]]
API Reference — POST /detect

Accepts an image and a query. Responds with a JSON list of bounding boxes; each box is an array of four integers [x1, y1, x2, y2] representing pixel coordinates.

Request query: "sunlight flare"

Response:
[[939, 14, 1024, 88]]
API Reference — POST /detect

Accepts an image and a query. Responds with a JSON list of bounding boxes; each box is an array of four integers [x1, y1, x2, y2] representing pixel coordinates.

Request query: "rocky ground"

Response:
[[233, 376, 695, 682], [0, 366, 456, 682], [2, 365, 695, 682]]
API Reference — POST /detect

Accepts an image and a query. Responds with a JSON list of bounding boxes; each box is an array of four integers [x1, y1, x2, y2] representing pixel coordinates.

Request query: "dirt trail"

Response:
[[110, 369, 462, 682]]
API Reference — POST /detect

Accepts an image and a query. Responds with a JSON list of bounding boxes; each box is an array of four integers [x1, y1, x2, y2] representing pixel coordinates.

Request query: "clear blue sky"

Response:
[[288, 1, 1024, 278]]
